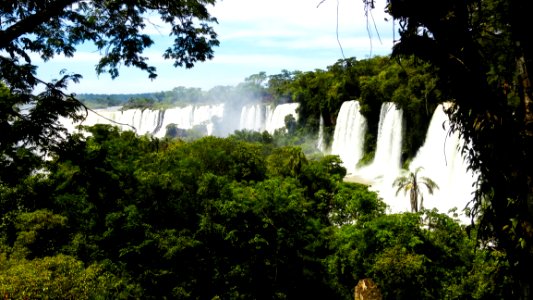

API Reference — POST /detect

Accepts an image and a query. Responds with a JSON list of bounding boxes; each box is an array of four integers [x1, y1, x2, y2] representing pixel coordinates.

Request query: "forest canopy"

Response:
[[0, 125, 501, 299], [1, 0, 533, 298]]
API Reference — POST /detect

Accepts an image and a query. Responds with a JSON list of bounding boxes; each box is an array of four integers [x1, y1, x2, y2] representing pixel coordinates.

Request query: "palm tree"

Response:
[[393, 167, 439, 212]]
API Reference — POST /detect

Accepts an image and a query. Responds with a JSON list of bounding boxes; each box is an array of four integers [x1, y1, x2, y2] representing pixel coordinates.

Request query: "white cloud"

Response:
[[209, 53, 322, 66], [211, 0, 391, 34], [32, 0, 394, 93], [255, 36, 394, 51]]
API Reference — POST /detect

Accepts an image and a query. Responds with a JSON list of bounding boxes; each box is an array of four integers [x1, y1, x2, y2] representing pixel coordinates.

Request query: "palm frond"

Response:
[[392, 166, 439, 212], [421, 176, 439, 195], [393, 176, 410, 196]]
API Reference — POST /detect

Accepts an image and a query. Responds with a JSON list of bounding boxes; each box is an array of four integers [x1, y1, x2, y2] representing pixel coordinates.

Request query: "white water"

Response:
[[152, 104, 225, 137], [238, 102, 300, 134], [63, 102, 300, 138], [358, 102, 403, 182], [406, 104, 477, 219], [63, 104, 225, 138], [330, 100, 367, 175], [239, 103, 268, 132], [265, 103, 300, 134], [368, 104, 477, 222], [316, 115, 327, 152], [328, 101, 477, 222]]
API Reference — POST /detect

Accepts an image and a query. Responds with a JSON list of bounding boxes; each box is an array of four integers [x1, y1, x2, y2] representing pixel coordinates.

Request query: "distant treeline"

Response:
[[78, 87, 221, 109], [78, 81, 272, 110]]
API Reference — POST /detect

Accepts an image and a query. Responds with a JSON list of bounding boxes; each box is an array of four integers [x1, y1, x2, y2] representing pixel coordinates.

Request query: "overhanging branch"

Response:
[[0, 0, 78, 49]]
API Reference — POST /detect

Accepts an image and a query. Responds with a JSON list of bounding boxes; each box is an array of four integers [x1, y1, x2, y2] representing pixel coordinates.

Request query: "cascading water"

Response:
[[240, 104, 268, 132], [120, 109, 162, 135], [406, 104, 477, 218], [330, 100, 367, 175], [64, 102, 300, 138], [65, 104, 226, 138], [265, 103, 300, 134], [69, 106, 137, 133], [157, 106, 194, 137], [358, 102, 403, 181], [328, 100, 477, 222], [372, 103, 477, 221], [316, 115, 327, 152], [191, 104, 225, 136]]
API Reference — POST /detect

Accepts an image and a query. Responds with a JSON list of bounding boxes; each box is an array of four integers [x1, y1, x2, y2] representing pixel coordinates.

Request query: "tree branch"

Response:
[[0, 0, 78, 49]]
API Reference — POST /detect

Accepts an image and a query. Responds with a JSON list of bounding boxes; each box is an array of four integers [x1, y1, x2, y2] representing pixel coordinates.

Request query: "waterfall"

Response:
[[64, 104, 225, 138], [153, 110, 165, 135], [192, 104, 225, 136], [64, 102, 301, 138], [369, 103, 477, 221], [157, 106, 194, 137], [73, 106, 137, 132], [406, 103, 478, 218], [358, 102, 403, 181], [265, 103, 299, 134], [120, 109, 161, 135], [63, 102, 300, 138], [59, 99, 477, 222], [240, 104, 267, 132], [152, 104, 225, 137], [330, 100, 367, 175], [316, 115, 326, 152]]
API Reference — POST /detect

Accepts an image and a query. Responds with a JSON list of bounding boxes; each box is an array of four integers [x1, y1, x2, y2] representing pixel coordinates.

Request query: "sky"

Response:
[[35, 0, 395, 94]]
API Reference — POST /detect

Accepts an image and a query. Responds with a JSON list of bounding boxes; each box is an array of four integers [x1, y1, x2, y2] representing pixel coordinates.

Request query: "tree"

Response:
[[30, 127, 356, 298], [367, 0, 533, 296], [0, 0, 219, 183], [393, 167, 439, 213], [326, 210, 493, 299]]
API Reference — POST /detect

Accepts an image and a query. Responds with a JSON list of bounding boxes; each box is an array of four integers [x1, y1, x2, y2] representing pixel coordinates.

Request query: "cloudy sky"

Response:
[[36, 0, 395, 94]]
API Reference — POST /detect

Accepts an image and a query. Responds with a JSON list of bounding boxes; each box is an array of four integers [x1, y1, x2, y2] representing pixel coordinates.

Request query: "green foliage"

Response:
[[330, 182, 386, 226], [326, 209, 498, 299], [121, 97, 156, 110], [11, 210, 67, 259], [229, 130, 274, 145], [0, 83, 80, 184], [0, 125, 506, 298], [0, 254, 141, 299], [260, 56, 441, 164], [357, 57, 440, 161], [3, 0, 513, 297], [374, 0, 533, 295], [266, 146, 307, 178]]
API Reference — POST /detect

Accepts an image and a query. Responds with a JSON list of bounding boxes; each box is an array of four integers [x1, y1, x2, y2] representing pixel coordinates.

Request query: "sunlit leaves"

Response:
[[0, 254, 139, 299], [0, 124, 497, 298]]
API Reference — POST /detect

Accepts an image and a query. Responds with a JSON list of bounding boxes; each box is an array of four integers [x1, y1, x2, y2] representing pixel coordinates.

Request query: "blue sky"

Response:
[[35, 0, 394, 94]]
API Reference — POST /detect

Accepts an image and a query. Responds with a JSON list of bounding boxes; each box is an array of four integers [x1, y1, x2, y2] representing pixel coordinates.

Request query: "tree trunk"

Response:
[[410, 187, 417, 213]]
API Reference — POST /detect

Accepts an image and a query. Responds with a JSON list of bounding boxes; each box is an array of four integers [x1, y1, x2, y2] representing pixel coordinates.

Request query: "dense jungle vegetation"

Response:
[[2, 0, 532, 298], [0, 124, 502, 299]]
